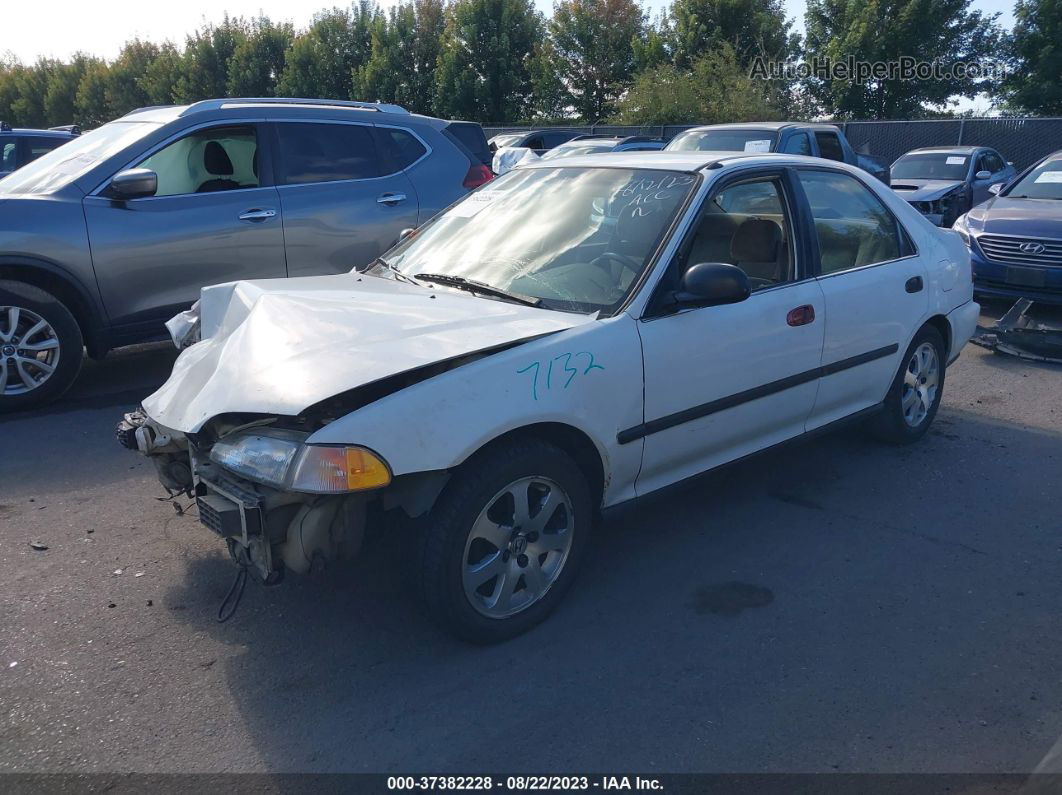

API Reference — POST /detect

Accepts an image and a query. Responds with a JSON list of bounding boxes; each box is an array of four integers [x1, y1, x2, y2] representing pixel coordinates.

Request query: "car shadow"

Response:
[[160, 409, 1062, 773]]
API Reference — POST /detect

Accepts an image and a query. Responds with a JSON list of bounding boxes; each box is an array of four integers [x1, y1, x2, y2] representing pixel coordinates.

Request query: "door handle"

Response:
[[905, 276, 924, 293], [786, 305, 815, 326], [238, 208, 276, 222], [377, 193, 407, 205]]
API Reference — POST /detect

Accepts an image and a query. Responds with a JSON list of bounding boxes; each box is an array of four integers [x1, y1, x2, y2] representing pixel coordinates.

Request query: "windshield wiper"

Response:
[[367, 257, 422, 286], [414, 273, 542, 307]]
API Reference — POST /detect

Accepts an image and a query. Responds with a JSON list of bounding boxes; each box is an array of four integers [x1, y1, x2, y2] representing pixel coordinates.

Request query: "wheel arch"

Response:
[[0, 257, 108, 356], [923, 314, 952, 359], [461, 422, 608, 510]]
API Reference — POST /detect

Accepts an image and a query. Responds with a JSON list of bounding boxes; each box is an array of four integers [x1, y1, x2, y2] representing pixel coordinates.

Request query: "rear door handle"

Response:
[[377, 193, 407, 205], [238, 208, 276, 222], [905, 276, 924, 293]]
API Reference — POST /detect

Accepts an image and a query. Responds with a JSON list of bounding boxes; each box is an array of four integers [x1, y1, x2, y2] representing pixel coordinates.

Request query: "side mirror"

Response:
[[108, 168, 157, 200], [988, 183, 1003, 195], [672, 262, 751, 310], [975, 170, 992, 180]]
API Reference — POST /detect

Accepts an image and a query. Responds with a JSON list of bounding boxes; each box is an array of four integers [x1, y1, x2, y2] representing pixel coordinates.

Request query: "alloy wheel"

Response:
[[0, 305, 61, 396], [901, 341, 940, 428], [462, 476, 575, 619]]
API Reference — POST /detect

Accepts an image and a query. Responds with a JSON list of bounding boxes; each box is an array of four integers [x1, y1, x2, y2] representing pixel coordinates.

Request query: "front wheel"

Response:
[[0, 281, 84, 413], [418, 438, 592, 644], [869, 325, 946, 444]]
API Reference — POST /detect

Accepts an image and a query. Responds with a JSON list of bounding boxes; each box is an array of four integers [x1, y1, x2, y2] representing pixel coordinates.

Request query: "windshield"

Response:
[[375, 166, 697, 314], [666, 129, 776, 153], [1005, 158, 1062, 200], [490, 134, 522, 149], [0, 121, 156, 195], [891, 153, 969, 181], [540, 142, 619, 160]]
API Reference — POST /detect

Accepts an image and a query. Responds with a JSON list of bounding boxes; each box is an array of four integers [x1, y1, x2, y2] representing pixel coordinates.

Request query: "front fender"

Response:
[[307, 313, 645, 507]]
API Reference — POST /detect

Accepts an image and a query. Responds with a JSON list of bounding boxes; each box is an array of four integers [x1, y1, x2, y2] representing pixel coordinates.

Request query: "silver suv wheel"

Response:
[[0, 305, 61, 395]]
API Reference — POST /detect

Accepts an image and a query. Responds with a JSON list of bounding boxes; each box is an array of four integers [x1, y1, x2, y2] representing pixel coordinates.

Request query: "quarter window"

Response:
[[1, 141, 15, 171], [814, 132, 845, 162], [275, 122, 380, 185], [137, 126, 259, 197], [781, 133, 811, 155], [798, 170, 902, 274], [682, 177, 794, 291], [383, 128, 427, 170]]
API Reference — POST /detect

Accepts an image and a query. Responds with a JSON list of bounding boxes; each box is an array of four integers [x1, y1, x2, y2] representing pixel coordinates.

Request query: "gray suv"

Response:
[[0, 98, 491, 411]]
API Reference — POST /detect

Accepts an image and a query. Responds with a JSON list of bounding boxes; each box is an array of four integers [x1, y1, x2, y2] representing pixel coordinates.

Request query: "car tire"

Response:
[[869, 325, 946, 444], [0, 280, 83, 413], [418, 437, 593, 644]]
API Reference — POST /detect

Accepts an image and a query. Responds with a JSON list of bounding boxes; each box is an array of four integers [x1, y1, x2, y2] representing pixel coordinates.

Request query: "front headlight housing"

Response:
[[209, 430, 391, 494], [952, 213, 971, 246]]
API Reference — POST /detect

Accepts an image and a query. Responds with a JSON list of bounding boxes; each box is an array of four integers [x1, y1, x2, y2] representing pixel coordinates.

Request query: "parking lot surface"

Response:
[[2, 302, 1061, 774]]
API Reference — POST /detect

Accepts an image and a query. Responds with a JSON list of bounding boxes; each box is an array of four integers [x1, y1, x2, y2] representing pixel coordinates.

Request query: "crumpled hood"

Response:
[[143, 273, 591, 432], [889, 179, 964, 202]]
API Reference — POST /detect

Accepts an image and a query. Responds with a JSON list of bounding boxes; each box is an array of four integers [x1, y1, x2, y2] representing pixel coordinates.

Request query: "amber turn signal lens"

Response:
[[289, 445, 392, 493]]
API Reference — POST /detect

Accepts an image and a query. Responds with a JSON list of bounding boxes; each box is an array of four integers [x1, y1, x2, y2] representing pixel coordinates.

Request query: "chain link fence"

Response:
[[484, 118, 1062, 170]]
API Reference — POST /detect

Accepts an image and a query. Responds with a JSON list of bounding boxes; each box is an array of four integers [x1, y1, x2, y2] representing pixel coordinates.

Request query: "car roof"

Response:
[[905, 146, 983, 155], [520, 150, 844, 172], [0, 128, 77, 138], [120, 98, 445, 127], [678, 122, 839, 133]]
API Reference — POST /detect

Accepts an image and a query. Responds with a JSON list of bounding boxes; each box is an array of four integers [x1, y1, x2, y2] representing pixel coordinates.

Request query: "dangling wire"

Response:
[[217, 564, 248, 623]]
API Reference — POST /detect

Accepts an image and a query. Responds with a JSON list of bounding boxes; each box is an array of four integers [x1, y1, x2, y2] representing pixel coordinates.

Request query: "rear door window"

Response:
[[1, 141, 16, 171], [275, 122, 380, 185], [814, 132, 845, 162], [798, 170, 903, 273]]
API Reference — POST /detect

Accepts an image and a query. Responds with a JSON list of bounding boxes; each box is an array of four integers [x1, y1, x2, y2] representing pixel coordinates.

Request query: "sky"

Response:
[[2, 0, 1017, 64]]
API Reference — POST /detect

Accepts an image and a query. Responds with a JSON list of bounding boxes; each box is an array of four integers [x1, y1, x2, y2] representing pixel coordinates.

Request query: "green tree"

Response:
[[804, 0, 1004, 119], [278, 4, 379, 99], [613, 43, 782, 124], [1000, 0, 1062, 114], [43, 56, 97, 125], [75, 60, 112, 126], [140, 44, 183, 105], [104, 40, 163, 115], [174, 16, 248, 102], [434, 0, 543, 122], [548, 0, 645, 122], [670, 0, 797, 68], [227, 17, 295, 96], [528, 40, 568, 119]]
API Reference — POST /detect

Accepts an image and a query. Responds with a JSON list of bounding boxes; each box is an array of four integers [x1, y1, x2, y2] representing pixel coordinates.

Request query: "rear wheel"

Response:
[[0, 281, 83, 413], [869, 325, 945, 444], [418, 438, 592, 644]]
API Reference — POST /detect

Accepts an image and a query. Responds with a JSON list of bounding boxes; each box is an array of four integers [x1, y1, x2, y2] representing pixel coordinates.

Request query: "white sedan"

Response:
[[121, 152, 979, 643]]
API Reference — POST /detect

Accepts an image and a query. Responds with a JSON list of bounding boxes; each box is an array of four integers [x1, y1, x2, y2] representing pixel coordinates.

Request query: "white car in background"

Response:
[[121, 151, 979, 643]]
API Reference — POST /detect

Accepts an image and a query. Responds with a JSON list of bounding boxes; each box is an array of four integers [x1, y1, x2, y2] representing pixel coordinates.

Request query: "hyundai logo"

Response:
[[1019, 241, 1046, 254]]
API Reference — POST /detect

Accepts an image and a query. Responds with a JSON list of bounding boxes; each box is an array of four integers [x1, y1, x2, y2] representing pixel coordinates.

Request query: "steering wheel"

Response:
[[589, 252, 643, 290]]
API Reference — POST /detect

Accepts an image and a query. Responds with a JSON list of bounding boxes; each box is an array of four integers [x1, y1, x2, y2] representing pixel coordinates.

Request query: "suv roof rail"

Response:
[[178, 98, 410, 116], [49, 124, 81, 135]]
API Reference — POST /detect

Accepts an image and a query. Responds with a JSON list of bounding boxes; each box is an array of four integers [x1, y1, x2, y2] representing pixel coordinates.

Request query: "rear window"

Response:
[[446, 122, 491, 165], [275, 122, 380, 185]]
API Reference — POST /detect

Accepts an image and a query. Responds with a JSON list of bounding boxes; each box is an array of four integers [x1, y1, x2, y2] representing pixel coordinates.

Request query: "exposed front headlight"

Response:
[[209, 430, 391, 493]]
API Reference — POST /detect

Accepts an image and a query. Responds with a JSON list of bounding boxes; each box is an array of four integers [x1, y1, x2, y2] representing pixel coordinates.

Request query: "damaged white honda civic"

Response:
[[119, 152, 979, 642]]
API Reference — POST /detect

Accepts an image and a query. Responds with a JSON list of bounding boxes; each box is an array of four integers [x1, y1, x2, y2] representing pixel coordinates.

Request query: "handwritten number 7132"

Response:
[[517, 352, 604, 400]]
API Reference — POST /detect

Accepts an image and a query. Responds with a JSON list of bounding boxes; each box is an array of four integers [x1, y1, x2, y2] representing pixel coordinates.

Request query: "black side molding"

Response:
[[617, 343, 899, 444]]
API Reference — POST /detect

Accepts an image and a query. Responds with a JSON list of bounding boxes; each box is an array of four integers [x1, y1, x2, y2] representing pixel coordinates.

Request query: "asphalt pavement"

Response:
[[1, 301, 1061, 774]]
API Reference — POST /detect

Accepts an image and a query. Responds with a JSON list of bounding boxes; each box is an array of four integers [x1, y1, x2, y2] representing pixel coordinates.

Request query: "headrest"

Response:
[[731, 219, 781, 262], [204, 141, 233, 176]]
